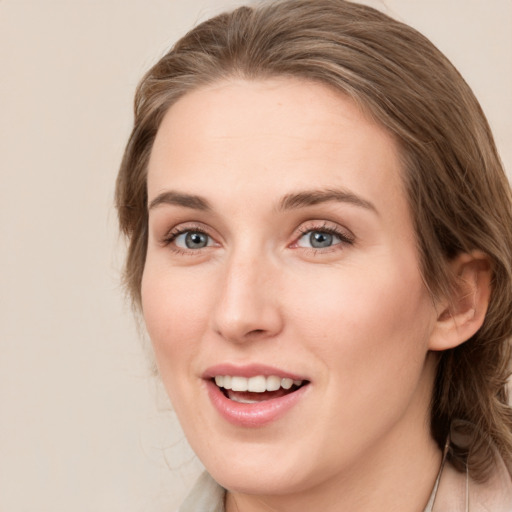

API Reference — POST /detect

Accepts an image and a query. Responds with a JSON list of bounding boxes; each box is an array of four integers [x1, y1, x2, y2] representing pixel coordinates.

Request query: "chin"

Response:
[[185, 430, 308, 494], [209, 460, 308, 496]]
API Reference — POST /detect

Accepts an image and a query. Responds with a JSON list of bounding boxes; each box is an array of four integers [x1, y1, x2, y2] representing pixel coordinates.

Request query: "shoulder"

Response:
[[433, 456, 512, 511]]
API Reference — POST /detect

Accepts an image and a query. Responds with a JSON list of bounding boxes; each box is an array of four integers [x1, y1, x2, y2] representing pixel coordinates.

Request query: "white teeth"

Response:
[[266, 375, 281, 392], [247, 375, 266, 392], [214, 375, 304, 392], [231, 376, 248, 392], [229, 395, 260, 404], [281, 378, 293, 390]]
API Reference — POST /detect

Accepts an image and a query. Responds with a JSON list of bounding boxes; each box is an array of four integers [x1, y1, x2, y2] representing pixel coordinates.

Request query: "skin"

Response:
[[141, 78, 488, 511]]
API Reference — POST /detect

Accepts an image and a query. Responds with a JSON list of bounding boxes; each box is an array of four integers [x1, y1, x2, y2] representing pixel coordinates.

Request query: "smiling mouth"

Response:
[[213, 375, 308, 404]]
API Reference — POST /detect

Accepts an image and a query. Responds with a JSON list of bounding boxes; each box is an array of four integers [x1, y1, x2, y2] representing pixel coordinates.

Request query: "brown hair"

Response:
[[116, 0, 512, 479]]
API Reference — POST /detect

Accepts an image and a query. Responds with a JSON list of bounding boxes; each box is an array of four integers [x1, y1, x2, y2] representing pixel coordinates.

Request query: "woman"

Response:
[[115, 1, 512, 510]]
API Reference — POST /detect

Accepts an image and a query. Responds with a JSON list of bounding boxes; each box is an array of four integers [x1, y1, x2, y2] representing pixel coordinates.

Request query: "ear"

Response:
[[428, 251, 492, 351]]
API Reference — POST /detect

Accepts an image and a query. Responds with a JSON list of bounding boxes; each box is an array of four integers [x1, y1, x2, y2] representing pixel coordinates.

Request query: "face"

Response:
[[142, 78, 440, 497]]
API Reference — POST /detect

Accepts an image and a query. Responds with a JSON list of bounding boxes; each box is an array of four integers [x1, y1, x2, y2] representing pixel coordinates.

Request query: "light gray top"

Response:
[[178, 472, 225, 512]]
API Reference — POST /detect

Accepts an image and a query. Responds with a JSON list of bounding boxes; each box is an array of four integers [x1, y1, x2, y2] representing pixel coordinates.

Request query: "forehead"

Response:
[[147, 78, 408, 225]]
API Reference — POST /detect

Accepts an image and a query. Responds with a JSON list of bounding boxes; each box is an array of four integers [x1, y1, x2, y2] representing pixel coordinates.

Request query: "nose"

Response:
[[211, 251, 284, 343]]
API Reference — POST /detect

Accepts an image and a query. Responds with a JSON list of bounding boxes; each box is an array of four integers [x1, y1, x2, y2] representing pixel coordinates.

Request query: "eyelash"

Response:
[[160, 222, 355, 254], [295, 223, 355, 251], [161, 224, 213, 255]]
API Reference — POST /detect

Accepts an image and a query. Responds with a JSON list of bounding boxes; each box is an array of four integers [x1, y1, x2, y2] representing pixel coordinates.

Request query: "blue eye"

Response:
[[297, 230, 342, 249], [174, 231, 212, 249]]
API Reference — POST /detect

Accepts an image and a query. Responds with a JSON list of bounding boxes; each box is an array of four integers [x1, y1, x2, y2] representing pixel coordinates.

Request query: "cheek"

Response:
[[283, 260, 436, 448], [286, 257, 434, 379], [141, 262, 216, 373]]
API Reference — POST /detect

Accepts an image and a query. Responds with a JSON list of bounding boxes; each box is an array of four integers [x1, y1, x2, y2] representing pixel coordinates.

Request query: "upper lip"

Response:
[[202, 363, 308, 382]]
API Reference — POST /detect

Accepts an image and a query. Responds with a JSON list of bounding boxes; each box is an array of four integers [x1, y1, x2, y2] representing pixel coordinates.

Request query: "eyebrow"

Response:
[[277, 188, 378, 214], [148, 191, 212, 211], [148, 187, 377, 215]]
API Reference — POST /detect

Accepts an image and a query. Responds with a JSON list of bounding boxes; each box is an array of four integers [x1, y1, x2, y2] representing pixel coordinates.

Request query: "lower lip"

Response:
[[205, 380, 309, 428]]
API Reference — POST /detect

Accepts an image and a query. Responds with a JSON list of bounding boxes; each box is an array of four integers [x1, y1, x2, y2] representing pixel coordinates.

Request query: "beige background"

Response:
[[1, 1, 511, 511]]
